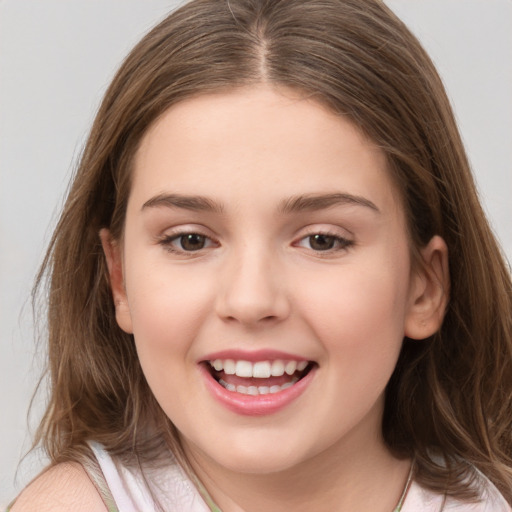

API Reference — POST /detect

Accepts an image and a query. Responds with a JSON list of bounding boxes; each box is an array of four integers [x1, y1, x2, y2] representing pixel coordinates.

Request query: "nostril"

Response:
[[261, 314, 279, 322], [221, 311, 282, 325]]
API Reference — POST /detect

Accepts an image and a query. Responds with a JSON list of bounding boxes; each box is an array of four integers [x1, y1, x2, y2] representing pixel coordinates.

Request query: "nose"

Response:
[[215, 248, 291, 326]]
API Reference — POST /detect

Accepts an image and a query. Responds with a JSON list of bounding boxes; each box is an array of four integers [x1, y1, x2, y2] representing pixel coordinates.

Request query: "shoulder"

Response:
[[9, 462, 107, 512]]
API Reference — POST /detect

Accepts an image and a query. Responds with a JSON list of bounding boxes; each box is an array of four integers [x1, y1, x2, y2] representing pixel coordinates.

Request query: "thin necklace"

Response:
[[197, 459, 415, 512], [393, 459, 415, 512]]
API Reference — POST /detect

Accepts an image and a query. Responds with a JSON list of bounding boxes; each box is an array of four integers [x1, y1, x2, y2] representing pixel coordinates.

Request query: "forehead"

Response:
[[130, 85, 402, 217]]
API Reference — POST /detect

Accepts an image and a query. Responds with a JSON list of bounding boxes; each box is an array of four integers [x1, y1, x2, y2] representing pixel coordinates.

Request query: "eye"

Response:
[[160, 232, 217, 253], [176, 233, 208, 251], [296, 233, 353, 252]]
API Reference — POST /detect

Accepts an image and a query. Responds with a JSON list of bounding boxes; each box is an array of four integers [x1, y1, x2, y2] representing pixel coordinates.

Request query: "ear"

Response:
[[99, 228, 133, 334], [404, 235, 449, 340]]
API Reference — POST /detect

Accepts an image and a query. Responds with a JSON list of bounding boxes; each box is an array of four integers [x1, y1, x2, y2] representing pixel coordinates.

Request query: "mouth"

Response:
[[203, 358, 316, 396]]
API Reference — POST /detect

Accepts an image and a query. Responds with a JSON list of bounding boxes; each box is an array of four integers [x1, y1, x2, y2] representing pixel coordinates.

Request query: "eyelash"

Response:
[[157, 230, 354, 255], [294, 232, 354, 253], [158, 231, 218, 254]]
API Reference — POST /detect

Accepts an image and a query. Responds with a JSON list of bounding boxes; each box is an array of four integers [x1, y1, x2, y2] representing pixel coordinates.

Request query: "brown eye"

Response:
[[308, 234, 337, 251], [159, 231, 218, 255], [295, 232, 353, 252], [179, 233, 207, 251]]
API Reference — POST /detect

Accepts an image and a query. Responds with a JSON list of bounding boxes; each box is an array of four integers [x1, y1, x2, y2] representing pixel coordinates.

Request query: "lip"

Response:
[[199, 356, 316, 416]]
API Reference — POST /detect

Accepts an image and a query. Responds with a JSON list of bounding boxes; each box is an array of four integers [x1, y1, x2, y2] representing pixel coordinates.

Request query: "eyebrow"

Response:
[[279, 193, 380, 214], [142, 193, 225, 213], [141, 192, 379, 215]]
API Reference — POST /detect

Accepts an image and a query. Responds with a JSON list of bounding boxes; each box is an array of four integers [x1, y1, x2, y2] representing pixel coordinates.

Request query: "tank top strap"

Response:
[[85, 441, 159, 512], [84, 441, 212, 512], [81, 450, 120, 512]]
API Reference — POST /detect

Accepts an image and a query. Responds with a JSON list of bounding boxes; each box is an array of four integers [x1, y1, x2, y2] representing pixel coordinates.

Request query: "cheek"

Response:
[[126, 257, 212, 328], [124, 278, 209, 414], [122, 264, 214, 375], [296, 256, 410, 358]]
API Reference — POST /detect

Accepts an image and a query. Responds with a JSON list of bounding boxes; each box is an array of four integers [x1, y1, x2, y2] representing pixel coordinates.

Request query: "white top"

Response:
[[86, 442, 511, 512], [88, 442, 209, 511], [403, 478, 511, 512]]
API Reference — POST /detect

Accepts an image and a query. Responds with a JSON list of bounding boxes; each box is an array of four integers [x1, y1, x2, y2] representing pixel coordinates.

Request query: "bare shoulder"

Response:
[[10, 461, 107, 512]]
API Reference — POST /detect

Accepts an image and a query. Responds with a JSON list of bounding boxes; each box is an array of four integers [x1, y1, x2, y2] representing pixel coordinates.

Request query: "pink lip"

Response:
[[200, 349, 309, 363], [199, 363, 316, 416]]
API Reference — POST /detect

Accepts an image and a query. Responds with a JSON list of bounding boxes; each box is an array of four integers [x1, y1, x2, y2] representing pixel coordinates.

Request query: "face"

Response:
[[103, 86, 444, 477]]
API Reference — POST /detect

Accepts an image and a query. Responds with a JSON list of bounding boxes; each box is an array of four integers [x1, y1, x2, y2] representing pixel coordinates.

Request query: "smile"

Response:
[[201, 355, 316, 414]]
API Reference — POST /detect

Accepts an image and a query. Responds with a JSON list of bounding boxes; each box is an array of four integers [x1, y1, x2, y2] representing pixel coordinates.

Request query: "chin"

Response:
[[196, 433, 315, 476], [217, 452, 302, 475]]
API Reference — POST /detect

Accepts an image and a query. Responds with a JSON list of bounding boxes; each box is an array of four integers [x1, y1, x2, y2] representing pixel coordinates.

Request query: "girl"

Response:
[[9, 0, 512, 510]]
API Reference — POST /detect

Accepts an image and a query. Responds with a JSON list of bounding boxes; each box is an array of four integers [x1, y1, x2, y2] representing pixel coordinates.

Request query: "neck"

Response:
[[184, 425, 412, 512]]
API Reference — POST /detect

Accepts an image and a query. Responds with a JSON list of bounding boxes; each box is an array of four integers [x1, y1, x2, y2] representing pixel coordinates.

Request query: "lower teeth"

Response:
[[219, 378, 299, 395]]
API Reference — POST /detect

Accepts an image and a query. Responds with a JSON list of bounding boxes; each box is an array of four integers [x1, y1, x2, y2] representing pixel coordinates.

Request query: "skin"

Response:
[[11, 463, 107, 512], [13, 85, 447, 511], [101, 85, 449, 511]]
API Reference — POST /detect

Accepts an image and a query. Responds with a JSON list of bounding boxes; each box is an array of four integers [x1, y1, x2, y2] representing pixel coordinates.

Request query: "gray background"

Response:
[[1, 0, 511, 506]]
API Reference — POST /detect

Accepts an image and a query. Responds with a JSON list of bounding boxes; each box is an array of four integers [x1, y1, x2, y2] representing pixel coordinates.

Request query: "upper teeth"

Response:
[[209, 359, 308, 378]]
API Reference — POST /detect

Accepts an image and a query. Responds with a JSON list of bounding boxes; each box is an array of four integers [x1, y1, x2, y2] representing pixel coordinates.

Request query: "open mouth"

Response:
[[204, 359, 316, 396]]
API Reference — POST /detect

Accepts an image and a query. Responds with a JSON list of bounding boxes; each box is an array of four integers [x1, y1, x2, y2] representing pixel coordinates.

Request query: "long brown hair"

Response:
[[34, 0, 512, 503]]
